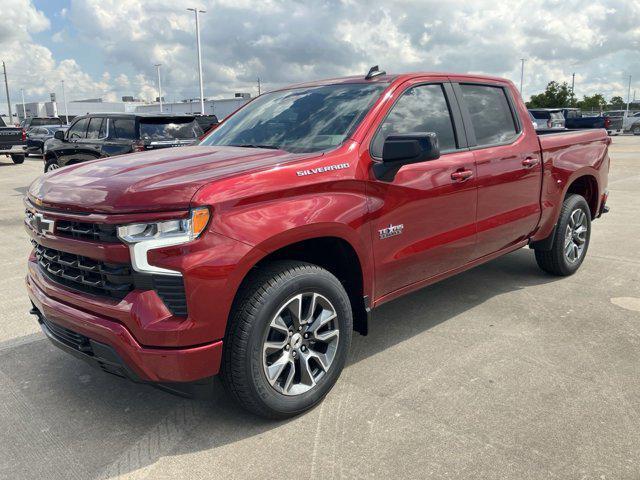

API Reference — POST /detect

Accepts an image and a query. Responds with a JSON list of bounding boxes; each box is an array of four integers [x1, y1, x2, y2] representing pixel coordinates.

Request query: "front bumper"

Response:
[[27, 273, 223, 383]]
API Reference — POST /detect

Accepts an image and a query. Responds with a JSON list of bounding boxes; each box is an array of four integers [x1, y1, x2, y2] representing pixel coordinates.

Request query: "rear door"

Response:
[[453, 81, 542, 258], [101, 117, 136, 157], [367, 80, 478, 299]]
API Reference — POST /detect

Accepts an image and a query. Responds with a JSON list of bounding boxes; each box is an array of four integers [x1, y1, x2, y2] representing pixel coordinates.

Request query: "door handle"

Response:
[[522, 157, 540, 168], [451, 169, 473, 182]]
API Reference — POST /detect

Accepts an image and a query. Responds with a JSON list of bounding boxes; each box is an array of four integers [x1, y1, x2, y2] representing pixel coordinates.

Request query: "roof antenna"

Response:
[[365, 65, 386, 80]]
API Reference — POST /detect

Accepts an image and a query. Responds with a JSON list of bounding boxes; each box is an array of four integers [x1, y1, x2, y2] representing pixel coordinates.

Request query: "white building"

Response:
[[134, 94, 251, 119], [15, 99, 146, 122]]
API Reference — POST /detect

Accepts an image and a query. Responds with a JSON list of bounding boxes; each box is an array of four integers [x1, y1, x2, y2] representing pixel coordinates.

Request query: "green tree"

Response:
[[577, 93, 606, 112], [609, 96, 625, 108], [526, 81, 575, 108]]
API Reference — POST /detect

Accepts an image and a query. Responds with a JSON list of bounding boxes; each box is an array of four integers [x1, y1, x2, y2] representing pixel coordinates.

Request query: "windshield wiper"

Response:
[[231, 144, 280, 150]]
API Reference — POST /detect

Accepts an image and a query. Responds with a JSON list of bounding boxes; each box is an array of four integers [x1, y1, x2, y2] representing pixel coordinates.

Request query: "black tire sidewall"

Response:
[[45, 160, 58, 172], [11, 155, 24, 164], [244, 269, 352, 416], [553, 195, 591, 275]]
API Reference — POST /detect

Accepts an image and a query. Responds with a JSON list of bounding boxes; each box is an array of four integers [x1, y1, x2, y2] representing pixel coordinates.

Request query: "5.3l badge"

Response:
[[378, 223, 404, 239]]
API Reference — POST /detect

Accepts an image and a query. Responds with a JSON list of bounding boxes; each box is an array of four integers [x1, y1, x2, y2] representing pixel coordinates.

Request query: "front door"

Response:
[[366, 81, 478, 299]]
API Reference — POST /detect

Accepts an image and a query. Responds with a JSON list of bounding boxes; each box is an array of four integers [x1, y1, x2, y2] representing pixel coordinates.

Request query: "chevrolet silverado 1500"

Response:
[[25, 70, 610, 418]]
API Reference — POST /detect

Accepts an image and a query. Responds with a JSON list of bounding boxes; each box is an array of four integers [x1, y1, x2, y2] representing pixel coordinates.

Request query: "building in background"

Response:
[[14, 93, 251, 123], [134, 93, 251, 119]]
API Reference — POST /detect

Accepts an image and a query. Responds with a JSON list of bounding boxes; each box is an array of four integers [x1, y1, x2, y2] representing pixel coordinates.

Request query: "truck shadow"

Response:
[[0, 247, 560, 479]]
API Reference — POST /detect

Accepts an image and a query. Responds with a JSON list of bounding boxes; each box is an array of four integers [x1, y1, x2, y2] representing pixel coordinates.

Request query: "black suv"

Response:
[[43, 113, 203, 172]]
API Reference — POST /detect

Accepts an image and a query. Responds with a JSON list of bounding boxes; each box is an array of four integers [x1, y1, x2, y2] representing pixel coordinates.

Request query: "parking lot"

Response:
[[0, 137, 639, 479]]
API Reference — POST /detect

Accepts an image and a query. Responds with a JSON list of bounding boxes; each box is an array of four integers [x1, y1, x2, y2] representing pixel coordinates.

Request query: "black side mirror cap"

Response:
[[373, 132, 440, 182], [53, 130, 65, 141]]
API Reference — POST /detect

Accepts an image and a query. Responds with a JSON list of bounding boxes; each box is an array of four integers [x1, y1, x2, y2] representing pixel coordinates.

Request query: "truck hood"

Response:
[[29, 146, 317, 213]]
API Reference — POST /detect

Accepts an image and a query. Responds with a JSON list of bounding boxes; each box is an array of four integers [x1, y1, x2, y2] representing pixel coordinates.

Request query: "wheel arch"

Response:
[[234, 230, 372, 336], [564, 173, 599, 219]]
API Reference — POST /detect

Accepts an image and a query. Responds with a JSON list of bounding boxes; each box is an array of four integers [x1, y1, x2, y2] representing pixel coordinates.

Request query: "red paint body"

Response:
[[25, 73, 610, 383]]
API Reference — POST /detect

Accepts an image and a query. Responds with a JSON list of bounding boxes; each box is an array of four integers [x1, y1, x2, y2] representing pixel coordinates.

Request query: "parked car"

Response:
[[26, 125, 68, 155], [21, 117, 64, 131], [26, 71, 610, 418], [0, 115, 26, 164], [604, 110, 640, 135], [528, 109, 566, 130], [42, 113, 203, 172], [560, 108, 622, 135]]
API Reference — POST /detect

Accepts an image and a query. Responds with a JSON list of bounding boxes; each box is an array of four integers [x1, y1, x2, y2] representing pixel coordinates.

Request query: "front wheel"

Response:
[[633, 125, 640, 136], [11, 154, 24, 164], [44, 160, 60, 173], [534, 194, 591, 276], [221, 261, 352, 418]]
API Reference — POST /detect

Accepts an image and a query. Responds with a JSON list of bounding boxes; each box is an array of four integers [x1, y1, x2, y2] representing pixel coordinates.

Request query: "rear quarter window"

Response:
[[460, 84, 518, 146], [111, 118, 136, 140]]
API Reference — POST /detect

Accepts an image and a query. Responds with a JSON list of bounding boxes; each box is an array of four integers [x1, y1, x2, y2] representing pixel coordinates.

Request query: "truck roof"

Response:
[[277, 72, 514, 91]]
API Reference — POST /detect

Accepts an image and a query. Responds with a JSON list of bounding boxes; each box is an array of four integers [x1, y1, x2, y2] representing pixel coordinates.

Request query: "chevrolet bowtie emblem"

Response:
[[27, 211, 55, 236]]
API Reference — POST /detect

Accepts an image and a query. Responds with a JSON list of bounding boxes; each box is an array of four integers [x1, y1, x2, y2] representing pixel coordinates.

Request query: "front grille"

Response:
[[55, 220, 119, 243], [32, 242, 188, 316], [40, 315, 93, 354], [33, 241, 134, 299]]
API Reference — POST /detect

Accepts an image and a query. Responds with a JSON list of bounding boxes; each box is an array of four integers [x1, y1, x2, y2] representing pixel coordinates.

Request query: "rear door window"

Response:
[[68, 118, 89, 139], [371, 83, 457, 158], [459, 84, 519, 146], [85, 117, 104, 139], [139, 118, 202, 141], [111, 118, 136, 140]]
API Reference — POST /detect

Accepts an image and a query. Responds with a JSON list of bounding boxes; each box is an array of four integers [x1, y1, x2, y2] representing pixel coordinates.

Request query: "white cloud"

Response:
[[2, 0, 640, 117]]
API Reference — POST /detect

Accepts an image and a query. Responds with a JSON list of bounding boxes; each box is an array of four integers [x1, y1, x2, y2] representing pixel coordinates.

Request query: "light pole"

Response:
[[187, 7, 206, 115], [2, 61, 12, 121], [20, 88, 26, 121], [519, 58, 525, 95], [154, 64, 163, 113], [626, 75, 632, 114], [61, 80, 69, 125]]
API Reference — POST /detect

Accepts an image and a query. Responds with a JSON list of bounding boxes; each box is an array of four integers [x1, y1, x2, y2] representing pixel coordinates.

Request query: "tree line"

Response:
[[526, 81, 629, 110]]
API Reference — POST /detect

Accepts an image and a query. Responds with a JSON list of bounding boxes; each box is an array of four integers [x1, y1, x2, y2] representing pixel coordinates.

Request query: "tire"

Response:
[[44, 159, 60, 173], [221, 260, 352, 419], [534, 194, 591, 276], [633, 125, 640, 136], [11, 154, 24, 164]]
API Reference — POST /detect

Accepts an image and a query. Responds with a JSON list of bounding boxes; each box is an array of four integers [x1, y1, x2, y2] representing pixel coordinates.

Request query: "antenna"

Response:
[[365, 65, 386, 80]]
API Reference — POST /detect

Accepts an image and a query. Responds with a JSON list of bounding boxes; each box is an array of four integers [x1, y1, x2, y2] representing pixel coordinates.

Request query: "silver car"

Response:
[[529, 109, 566, 130]]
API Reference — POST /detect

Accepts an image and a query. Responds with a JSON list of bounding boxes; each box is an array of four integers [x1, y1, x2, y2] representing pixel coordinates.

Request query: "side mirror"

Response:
[[373, 132, 440, 182], [54, 130, 65, 141]]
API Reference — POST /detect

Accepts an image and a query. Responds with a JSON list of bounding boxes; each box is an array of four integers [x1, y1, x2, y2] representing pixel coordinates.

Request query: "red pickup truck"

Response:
[[25, 71, 610, 418]]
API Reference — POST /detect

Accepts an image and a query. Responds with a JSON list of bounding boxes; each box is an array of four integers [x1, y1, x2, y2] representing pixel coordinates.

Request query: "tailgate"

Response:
[[0, 128, 23, 147]]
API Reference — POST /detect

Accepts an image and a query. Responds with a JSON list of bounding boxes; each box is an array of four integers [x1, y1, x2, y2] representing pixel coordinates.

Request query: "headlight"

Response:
[[117, 207, 210, 275]]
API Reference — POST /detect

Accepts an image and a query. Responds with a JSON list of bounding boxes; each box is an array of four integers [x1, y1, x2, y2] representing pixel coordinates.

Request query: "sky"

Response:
[[0, 0, 639, 112]]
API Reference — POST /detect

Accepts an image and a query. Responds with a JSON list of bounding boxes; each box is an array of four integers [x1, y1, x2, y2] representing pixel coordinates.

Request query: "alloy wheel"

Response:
[[564, 208, 588, 263], [262, 292, 340, 396]]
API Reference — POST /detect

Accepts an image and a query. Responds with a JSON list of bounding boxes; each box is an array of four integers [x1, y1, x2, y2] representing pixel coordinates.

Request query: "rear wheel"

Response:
[[534, 194, 591, 276], [221, 261, 352, 418], [44, 159, 60, 173], [632, 125, 640, 136], [11, 154, 24, 164]]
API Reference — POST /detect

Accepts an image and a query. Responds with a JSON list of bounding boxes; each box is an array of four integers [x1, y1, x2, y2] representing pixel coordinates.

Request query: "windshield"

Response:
[[606, 111, 624, 117], [139, 118, 202, 141], [200, 83, 387, 153]]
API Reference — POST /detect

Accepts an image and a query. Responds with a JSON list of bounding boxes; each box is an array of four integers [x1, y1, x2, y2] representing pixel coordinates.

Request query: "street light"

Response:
[[519, 58, 525, 95], [20, 88, 26, 121], [61, 80, 69, 125], [187, 7, 206, 115], [154, 64, 163, 113]]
